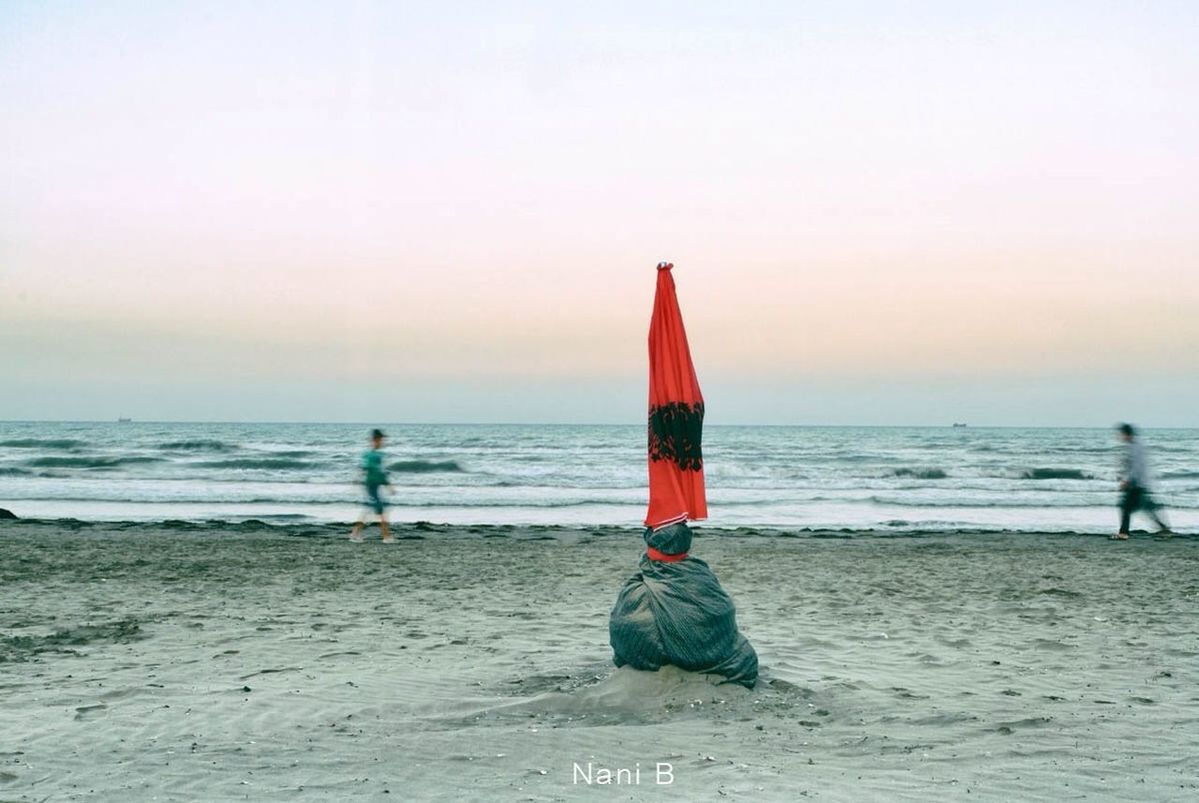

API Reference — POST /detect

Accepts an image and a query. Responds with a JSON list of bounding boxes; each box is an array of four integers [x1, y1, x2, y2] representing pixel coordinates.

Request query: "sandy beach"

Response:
[[0, 521, 1195, 801]]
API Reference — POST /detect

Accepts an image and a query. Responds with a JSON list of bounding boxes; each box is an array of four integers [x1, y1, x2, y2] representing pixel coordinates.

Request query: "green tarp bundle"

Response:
[[609, 522, 758, 688]]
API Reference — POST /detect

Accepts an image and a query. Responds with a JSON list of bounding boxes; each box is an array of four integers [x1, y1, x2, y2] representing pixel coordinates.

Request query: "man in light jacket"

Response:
[[1114, 423, 1171, 540]]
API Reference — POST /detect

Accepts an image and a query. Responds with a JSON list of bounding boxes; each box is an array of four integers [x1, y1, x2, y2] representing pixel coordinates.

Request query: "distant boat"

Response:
[[952, 423, 968, 428], [117, 417, 132, 423]]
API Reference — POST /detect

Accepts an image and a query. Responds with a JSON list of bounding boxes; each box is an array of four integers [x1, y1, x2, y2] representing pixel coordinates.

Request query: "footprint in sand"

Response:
[[74, 703, 107, 721], [238, 667, 301, 680]]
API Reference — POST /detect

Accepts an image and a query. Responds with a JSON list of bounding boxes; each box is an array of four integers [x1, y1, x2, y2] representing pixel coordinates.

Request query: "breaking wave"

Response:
[[159, 440, 235, 452], [1020, 468, 1094, 481], [891, 468, 949, 479], [388, 460, 466, 474], [1, 438, 85, 450], [24, 456, 164, 469], [196, 458, 312, 470]]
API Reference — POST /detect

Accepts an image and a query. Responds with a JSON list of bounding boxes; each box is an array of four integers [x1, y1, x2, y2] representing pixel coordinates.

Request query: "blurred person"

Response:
[[350, 429, 393, 543], [1113, 423, 1170, 540]]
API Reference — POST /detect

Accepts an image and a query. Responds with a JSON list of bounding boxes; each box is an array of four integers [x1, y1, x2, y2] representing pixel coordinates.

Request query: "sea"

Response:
[[1, 422, 1197, 533]]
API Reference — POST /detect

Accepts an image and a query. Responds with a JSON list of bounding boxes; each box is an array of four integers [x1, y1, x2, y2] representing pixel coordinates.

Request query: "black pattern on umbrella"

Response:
[[648, 401, 705, 471]]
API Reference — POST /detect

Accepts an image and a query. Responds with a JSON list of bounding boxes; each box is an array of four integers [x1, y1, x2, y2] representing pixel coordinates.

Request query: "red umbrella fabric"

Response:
[[645, 262, 708, 528]]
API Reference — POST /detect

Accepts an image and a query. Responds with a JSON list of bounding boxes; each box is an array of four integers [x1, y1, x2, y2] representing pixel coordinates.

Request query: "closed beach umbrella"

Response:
[[608, 261, 756, 688], [645, 262, 708, 528]]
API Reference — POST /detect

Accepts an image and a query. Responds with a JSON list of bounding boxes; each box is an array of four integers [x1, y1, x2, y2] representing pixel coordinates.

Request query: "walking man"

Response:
[[351, 429, 394, 543], [1113, 423, 1170, 540]]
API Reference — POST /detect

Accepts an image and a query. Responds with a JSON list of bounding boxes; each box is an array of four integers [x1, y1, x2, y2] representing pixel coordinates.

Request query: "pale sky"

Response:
[[2, 1, 1197, 425]]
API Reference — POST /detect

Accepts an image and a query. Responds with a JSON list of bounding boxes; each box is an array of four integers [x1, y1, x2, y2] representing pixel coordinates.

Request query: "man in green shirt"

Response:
[[350, 429, 393, 543]]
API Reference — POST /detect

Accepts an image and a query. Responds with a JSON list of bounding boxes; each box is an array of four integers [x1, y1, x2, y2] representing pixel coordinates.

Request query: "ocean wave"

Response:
[[867, 495, 1115, 509], [196, 458, 312, 470], [159, 439, 235, 452], [353, 496, 639, 509], [0, 467, 33, 476], [891, 468, 949, 479], [388, 460, 465, 474], [1, 438, 85, 450], [0, 495, 640, 509], [1160, 470, 1199, 480], [24, 456, 164, 469], [819, 453, 881, 463], [969, 446, 1115, 456], [1020, 468, 1094, 481]]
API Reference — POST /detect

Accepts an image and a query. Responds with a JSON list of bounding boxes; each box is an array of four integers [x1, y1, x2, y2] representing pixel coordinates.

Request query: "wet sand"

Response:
[[1, 521, 1197, 801]]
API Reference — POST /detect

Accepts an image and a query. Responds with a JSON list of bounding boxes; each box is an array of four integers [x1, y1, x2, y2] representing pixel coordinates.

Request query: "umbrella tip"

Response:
[[656, 261, 673, 271]]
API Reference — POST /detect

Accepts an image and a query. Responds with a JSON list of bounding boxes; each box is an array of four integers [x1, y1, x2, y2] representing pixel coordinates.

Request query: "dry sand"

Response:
[[1, 520, 1197, 801]]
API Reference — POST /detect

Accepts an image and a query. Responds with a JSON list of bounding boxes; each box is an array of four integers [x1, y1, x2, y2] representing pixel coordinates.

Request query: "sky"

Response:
[[2, 1, 1197, 425]]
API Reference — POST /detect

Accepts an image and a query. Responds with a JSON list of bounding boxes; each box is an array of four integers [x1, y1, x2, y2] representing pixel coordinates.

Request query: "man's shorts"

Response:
[[364, 483, 386, 515], [1121, 484, 1156, 513]]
